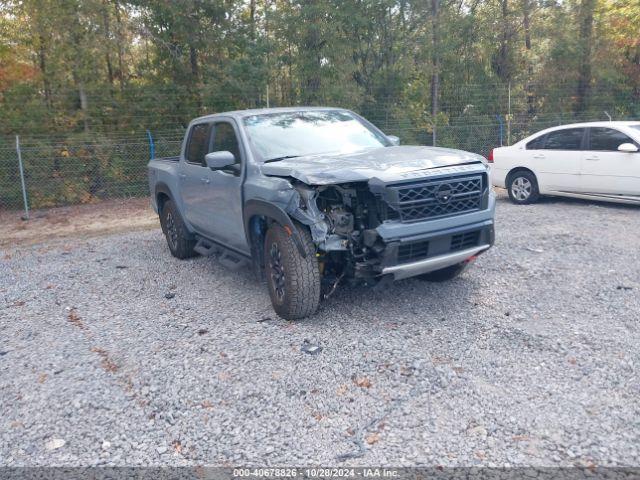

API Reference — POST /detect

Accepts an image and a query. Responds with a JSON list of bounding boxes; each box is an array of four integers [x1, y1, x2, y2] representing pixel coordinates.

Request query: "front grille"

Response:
[[398, 240, 429, 263], [450, 231, 480, 251], [385, 174, 484, 223], [395, 229, 482, 265]]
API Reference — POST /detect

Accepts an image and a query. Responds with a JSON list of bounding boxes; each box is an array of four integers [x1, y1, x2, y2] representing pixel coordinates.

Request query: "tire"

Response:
[[264, 223, 321, 320], [507, 170, 540, 204], [159, 200, 196, 259], [417, 262, 469, 282]]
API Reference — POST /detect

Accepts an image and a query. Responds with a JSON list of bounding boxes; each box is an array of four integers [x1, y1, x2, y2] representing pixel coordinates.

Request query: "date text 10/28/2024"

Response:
[[233, 468, 399, 478]]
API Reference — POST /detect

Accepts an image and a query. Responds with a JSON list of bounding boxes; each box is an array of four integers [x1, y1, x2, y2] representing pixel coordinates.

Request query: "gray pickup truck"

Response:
[[148, 107, 495, 319]]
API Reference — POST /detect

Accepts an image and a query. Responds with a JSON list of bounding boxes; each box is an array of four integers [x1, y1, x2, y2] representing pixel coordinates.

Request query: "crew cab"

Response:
[[148, 107, 495, 319], [490, 121, 640, 205]]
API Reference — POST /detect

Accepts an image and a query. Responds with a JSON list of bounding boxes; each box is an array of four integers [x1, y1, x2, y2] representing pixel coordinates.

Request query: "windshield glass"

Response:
[[243, 110, 388, 161]]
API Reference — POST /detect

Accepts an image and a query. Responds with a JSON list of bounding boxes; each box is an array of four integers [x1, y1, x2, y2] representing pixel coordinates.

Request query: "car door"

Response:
[[179, 122, 214, 232], [205, 119, 248, 253], [534, 127, 585, 192], [581, 127, 640, 195]]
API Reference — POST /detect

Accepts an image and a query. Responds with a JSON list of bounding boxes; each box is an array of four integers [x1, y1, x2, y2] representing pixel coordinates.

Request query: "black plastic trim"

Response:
[[243, 199, 307, 258]]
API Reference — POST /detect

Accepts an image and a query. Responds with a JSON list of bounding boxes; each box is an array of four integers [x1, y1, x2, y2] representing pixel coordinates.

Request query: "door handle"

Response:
[[178, 173, 187, 179], [584, 157, 599, 161], [200, 177, 210, 184], [532, 154, 545, 159]]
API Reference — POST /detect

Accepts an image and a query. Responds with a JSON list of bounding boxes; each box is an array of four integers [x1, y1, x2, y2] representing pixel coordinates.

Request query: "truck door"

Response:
[[205, 120, 249, 253], [179, 122, 214, 232]]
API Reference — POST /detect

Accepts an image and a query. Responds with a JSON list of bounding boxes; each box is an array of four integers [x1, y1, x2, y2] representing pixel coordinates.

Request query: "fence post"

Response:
[[146, 130, 155, 160], [15, 135, 30, 220], [495, 115, 504, 146]]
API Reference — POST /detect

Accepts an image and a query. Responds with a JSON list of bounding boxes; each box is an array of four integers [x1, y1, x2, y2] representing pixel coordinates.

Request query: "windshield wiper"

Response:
[[263, 155, 299, 164]]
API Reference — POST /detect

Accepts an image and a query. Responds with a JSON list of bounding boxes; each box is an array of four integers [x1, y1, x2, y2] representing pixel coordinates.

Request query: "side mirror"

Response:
[[205, 151, 236, 169], [387, 135, 400, 146], [618, 143, 639, 153]]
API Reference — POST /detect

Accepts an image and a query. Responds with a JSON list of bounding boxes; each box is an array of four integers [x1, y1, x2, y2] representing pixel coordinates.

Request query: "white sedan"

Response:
[[489, 121, 640, 205]]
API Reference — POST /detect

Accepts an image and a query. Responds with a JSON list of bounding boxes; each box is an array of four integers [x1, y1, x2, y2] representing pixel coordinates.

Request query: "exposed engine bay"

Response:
[[282, 167, 494, 293], [287, 182, 389, 287]]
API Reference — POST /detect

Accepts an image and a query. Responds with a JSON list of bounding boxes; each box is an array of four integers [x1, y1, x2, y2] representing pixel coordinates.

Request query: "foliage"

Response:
[[0, 0, 639, 208]]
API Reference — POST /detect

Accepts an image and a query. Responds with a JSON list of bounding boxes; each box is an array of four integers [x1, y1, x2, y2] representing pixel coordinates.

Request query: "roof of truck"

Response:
[[191, 106, 348, 123]]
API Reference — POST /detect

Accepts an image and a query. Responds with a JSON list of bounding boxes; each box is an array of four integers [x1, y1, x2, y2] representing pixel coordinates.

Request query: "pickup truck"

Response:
[[148, 107, 495, 319]]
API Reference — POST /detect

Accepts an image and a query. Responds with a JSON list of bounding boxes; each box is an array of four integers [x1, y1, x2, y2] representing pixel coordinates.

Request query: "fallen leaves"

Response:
[[365, 432, 380, 445], [353, 377, 372, 388], [67, 308, 87, 330], [38, 373, 48, 384], [336, 384, 349, 396], [91, 347, 118, 373]]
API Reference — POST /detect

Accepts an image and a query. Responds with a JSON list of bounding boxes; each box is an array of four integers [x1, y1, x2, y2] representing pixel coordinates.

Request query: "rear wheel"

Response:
[[264, 223, 321, 320], [159, 200, 196, 259], [417, 262, 469, 282], [507, 171, 540, 204]]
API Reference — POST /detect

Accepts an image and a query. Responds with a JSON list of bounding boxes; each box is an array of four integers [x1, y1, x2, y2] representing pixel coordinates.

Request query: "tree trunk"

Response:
[[430, 0, 439, 146], [37, 34, 52, 109], [575, 0, 596, 114], [113, 0, 126, 91], [101, 1, 114, 89], [79, 81, 89, 133], [523, 0, 535, 115]]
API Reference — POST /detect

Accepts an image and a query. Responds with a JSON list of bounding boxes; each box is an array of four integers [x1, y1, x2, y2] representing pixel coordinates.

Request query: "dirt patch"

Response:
[[0, 197, 158, 248]]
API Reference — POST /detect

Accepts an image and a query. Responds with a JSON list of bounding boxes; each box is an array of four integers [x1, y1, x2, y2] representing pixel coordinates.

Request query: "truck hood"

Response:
[[259, 146, 487, 185]]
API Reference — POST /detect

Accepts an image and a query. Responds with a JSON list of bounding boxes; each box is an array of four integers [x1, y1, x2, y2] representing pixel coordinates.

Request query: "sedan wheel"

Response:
[[507, 171, 540, 204], [511, 176, 532, 201]]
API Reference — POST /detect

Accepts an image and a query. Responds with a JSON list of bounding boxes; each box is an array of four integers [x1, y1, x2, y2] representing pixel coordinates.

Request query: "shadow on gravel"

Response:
[[524, 195, 639, 211]]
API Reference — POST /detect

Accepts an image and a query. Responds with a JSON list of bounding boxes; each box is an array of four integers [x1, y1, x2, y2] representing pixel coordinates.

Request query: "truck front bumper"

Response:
[[382, 243, 490, 280], [374, 219, 494, 279]]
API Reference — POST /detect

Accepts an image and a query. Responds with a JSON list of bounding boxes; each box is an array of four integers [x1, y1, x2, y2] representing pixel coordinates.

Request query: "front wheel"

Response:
[[264, 224, 321, 320], [417, 262, 469, 282], [507, 171, 540, 204]]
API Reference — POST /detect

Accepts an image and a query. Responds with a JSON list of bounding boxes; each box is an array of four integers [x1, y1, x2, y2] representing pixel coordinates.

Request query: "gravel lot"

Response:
[[1, 192, 639, 467]]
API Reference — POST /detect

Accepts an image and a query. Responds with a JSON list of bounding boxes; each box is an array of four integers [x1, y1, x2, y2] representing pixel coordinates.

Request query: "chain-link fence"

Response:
[[0, 110, 631, 212], [0, 131, 183, 211]]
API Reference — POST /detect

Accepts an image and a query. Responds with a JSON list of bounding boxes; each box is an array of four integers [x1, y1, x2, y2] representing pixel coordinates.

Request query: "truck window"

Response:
[[186, 123, 211, 165], [212, 122, 241, 165]]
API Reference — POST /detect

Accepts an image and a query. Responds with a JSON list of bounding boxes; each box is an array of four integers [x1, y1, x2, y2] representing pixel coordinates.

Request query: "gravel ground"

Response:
[[1, 192, 639, 467]]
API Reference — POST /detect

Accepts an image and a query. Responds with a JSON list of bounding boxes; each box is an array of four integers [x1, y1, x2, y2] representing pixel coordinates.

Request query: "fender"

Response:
[[155, 182, 173, 203], [243, 199, 307, 258]]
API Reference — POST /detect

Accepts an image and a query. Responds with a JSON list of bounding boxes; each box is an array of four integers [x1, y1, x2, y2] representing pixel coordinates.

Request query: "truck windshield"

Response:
[[243, 110, 389, 161]]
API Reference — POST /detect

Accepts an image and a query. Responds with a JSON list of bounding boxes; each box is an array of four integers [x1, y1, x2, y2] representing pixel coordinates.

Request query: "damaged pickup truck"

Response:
[[148, 107, 495, 319]]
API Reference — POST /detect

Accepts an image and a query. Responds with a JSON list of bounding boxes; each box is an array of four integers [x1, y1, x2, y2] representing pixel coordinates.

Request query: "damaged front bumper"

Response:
[[379, 220, 494, 280]]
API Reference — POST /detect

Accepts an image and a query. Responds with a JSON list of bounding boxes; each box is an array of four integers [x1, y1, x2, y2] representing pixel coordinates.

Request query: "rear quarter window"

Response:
[[526, 135, 546, 150]]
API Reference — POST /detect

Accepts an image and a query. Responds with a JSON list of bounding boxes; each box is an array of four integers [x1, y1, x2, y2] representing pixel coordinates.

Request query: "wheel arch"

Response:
[[243, 199, 308, 268], [155, 182, 174, 214], [506, 167, 539, 189]]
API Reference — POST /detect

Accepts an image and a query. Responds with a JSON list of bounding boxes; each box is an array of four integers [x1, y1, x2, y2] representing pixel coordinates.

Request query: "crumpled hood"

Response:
[[259, 146, 486, 185]]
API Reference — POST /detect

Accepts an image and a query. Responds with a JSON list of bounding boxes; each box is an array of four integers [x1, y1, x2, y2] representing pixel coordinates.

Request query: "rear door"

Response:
[[581, 127, 640, 195], [179, 122, 214, 231], [204, 120, 248, 253], [535, 127, 585, 192]]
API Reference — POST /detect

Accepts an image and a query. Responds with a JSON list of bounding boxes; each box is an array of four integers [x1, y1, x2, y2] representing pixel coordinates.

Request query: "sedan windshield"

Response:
[[243, 110, 389, 161]]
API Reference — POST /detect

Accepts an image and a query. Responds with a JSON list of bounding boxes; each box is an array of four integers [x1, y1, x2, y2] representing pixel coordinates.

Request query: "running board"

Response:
[[194, 236, 250, 271], [218, 250, 250, 271], [194, 237, 220, 257]]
